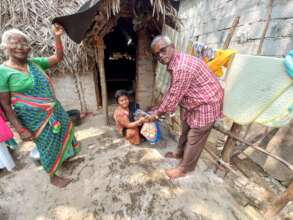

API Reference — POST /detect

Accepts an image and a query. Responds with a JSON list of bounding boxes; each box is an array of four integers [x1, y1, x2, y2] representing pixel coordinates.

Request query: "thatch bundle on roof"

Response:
[[86, 0, 180, 41], [99, 0, 179, 27]]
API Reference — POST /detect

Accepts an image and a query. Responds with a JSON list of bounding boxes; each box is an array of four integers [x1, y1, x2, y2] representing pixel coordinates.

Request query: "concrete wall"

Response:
[[52, 71, 98, 113], [178, 0, 292, 57]]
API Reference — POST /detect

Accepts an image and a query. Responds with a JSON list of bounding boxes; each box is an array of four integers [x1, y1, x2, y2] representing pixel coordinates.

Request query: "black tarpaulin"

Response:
[[52, 0, 101, 43]]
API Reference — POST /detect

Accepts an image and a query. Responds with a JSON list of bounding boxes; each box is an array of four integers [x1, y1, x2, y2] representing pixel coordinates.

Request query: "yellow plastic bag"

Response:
[[190, 44, 236, 77], [207, 49, 237, 77]]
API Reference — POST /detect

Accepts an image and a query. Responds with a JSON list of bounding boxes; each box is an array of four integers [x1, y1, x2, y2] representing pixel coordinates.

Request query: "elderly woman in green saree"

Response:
[[0, 24, 80, 188]]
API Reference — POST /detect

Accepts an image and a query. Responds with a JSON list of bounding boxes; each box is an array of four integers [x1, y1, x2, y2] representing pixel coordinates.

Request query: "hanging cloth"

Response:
[[207, 49, 237, 77], [191, 42, 237, 77]]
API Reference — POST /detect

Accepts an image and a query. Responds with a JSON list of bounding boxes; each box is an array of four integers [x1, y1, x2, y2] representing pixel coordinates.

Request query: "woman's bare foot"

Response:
[[164, 151, 182, 159], [165, 167, 186, 179], [50, 175, 72, 188]]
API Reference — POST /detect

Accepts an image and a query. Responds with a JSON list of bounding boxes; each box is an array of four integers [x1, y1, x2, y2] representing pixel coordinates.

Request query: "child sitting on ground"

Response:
[[113, 90, 146, 145]]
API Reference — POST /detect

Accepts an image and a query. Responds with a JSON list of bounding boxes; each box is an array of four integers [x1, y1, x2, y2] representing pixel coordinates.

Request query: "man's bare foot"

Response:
[[50, 175, 72, 188], [164, 151, 182, 159], [165, 167, 186, 179]]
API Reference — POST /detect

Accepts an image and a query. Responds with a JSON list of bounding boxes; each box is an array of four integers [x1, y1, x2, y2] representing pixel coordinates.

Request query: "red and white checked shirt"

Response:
[[155, 52, 224, 128]]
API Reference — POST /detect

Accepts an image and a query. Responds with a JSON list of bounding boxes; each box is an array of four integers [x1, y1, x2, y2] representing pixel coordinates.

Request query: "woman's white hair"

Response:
[[151, 35, 172, 49], [1, 29, 29, 48]]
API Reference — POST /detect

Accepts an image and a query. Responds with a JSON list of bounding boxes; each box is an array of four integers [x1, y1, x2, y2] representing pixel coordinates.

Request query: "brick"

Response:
[[198, 30, 227, 44], [267, 18, 293, 38], [272, 0, 293, 19], [261, 37, 293, 56], [229, 39, 260, 54]]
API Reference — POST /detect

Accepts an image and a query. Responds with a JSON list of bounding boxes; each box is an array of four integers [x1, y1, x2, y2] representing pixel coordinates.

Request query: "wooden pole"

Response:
[[257, 0, 273, 55], [233, 0, 275, 157], [93, 57, 102, 108], [243, 0, 278, 150], [256, 2, 293, 217], [94, 36, 109, 125], [223, 16, 240, 49], [221, 123, 242, 164], [214, 125, 293, 172], [204, 147, 242, 177], [220, 16, 241, 164]]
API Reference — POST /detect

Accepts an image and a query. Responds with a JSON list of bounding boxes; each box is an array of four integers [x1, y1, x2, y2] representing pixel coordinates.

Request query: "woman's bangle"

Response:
[[55, 44, 63, 50], [18, 127, 27, 134]]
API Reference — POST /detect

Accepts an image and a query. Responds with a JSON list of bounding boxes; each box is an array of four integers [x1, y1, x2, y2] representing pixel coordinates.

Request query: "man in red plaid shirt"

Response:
[[148, 35, 224, 179]]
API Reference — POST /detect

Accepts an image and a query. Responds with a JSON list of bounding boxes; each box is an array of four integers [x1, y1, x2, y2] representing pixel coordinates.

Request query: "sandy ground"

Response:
[[0, 114, 252, 220]]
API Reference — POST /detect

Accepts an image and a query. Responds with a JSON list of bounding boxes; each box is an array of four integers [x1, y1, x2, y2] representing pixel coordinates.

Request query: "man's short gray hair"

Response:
[[151, 35, 172, 49], [1, 29, 29, 48]]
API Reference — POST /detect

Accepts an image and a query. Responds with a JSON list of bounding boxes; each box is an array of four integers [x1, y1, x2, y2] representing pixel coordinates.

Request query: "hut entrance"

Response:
[[103, 18, 137, 104]]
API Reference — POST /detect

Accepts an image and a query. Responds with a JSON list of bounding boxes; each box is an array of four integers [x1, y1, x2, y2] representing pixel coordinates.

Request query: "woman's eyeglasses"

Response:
[[7, 43, 30, 50]]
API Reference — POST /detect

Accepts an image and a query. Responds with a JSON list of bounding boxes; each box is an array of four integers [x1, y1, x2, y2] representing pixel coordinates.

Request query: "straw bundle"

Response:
[[102, 0, 178, 21]]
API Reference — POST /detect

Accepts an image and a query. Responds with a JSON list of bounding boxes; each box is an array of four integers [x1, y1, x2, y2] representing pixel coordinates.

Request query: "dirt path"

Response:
[[0, 115, 251, 220]]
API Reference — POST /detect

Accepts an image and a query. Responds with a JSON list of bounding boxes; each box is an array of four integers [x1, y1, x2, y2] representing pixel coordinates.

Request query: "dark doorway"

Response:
[[103, 18, 137, 104]]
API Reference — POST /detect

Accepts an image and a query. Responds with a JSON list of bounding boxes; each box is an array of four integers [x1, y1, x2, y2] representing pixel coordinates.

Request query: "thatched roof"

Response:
[[91, 0, 181, 30], [0, 0, 180, 75], [53, 0, 180, 43], [89, 0, 181, 36]]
